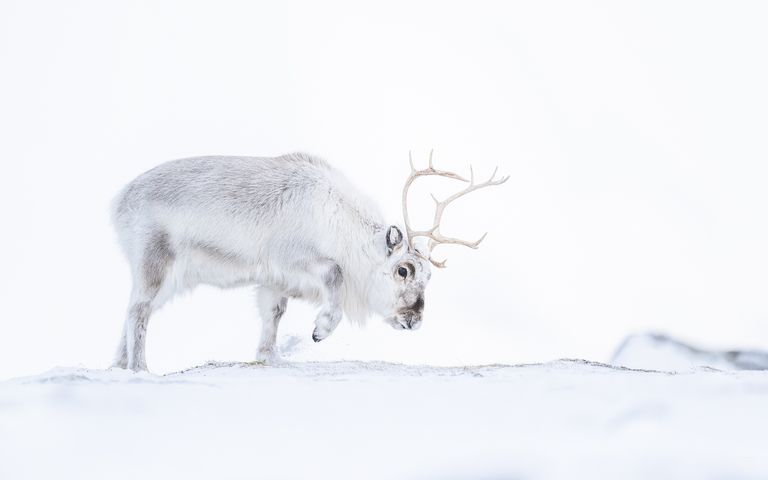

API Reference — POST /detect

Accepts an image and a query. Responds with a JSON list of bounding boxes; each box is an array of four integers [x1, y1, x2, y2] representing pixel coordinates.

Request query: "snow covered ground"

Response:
[[2, 359, 767, 480]]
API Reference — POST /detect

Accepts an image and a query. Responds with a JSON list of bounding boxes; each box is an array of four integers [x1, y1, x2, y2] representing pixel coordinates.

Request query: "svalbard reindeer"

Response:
[[111, 152, 507, 371]]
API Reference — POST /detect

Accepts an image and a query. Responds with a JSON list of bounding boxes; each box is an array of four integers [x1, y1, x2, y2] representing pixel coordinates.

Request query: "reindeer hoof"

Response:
[[255, 348, 278, 364], [313, 311, 340, 343]]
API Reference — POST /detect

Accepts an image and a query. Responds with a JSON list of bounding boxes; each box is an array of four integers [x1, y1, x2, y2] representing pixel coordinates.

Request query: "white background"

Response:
[[1, 0, 767, 380]]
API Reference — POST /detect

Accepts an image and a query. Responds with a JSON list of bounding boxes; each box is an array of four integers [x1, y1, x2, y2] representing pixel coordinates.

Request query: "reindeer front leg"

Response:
[[312, 262, 343, 342]]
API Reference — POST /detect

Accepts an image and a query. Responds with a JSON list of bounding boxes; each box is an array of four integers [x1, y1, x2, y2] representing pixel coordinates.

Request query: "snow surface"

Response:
[[2, 360, 767, 480]]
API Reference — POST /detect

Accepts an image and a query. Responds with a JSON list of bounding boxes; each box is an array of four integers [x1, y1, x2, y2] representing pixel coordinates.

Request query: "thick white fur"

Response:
[[111, 153, 430, 371]]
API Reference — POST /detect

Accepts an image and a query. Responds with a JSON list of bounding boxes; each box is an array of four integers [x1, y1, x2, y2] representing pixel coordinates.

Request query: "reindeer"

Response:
[[111, 151, 507, 371]]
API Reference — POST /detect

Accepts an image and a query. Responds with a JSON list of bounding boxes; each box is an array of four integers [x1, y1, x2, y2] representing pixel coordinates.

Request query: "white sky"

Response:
[[1, 0, 767, 380]]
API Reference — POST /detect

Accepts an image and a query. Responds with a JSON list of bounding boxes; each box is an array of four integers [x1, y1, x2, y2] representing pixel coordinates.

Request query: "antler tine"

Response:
[[402, 150, 508, 268], [402, 150, 470, 252], [487, 166, 511, 187], [429, 257, 447, 268], [472, 232, 488, 248]]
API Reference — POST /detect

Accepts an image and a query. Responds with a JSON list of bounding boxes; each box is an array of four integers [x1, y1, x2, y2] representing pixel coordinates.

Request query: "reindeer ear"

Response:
[[386, 225, 404, 255]]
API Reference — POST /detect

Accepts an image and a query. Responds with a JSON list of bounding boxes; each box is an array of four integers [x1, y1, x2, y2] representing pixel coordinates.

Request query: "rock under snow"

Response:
[[612, 332, 768, 372]]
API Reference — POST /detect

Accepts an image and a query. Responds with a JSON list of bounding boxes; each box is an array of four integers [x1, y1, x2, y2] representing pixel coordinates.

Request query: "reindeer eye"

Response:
[[397, 267, 408, 279]]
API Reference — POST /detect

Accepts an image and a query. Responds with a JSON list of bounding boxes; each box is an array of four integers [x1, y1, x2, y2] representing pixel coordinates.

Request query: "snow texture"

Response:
[[2, 359, 767, 480], [613, 332, 768, 372]]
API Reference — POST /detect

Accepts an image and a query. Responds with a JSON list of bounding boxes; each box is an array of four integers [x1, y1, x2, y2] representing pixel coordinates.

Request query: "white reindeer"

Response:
[[111, 151, 507, 371]]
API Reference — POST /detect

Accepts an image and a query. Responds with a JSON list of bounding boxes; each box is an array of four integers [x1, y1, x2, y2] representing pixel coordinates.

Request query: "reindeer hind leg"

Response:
[[122, 230, 176, 372]]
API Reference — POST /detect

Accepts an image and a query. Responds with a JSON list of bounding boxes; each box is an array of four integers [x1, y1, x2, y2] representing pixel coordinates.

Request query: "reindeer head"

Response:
[[374, 150, 509, 331], [378, 225, 432, 330]]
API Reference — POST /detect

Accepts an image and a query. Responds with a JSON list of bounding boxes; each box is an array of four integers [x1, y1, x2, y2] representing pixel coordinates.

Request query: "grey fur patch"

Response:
[[285, 289, 304, 299], [324, 263, 343, 289], [142, 231, 175, 292], [411, 295, 424, 313], [129, 301, 151, 346], [126, 301, 152, 371], [272, 297, 288, 319], [192, 241, 245, 263], [130, 302, 152, 324]]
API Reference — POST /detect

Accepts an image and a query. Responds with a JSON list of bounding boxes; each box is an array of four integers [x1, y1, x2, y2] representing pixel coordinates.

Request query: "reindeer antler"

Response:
[[401, 150, 509, 268]]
